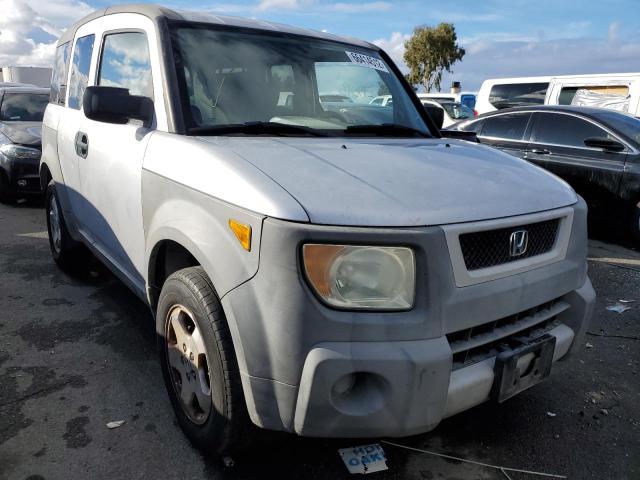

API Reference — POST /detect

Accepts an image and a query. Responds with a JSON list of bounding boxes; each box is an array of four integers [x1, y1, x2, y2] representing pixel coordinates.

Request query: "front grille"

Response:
[[459, 218, 560, 271], [15, 163, 39, 175], [447, 298, 567, 370]]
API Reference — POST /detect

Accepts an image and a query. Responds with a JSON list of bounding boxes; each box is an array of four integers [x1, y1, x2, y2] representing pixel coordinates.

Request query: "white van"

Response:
[[544, 73, 640, 117], [475, 76, 551, 114]]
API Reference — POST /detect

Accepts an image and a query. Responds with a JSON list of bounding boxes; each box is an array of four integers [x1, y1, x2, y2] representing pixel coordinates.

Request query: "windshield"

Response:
[[592, 111, 640, 144], [438, 102, 474, 120], [0, 93, 48, 122], [170, 26, 430, 137]]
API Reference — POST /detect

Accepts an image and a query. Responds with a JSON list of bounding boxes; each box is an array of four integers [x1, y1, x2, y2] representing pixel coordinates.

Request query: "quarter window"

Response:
[[50, 42, 71, 105], [480, 113, 531, 140], [488, 83, 548, 109], [68, 34, 95, 110], [533, 113, 610, 148], [98, 32, 153, 99]]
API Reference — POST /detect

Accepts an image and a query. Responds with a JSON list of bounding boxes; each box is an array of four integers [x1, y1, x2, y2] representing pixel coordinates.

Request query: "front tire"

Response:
[[45, 181, 84, 270], [157, 267, 250, 455], [0, 171, 12, 203], [631, 201, 640, 244]]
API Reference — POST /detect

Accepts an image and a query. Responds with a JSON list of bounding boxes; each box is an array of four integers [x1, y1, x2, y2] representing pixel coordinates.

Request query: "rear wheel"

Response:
[[157, 267, 250, 455], [45, 181, 84, 270]]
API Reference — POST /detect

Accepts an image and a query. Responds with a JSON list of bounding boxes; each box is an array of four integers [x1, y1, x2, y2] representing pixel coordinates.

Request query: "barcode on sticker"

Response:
[[345, 51, 389, 72]]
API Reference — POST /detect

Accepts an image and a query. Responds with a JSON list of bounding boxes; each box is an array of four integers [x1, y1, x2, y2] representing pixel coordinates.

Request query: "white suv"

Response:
[[41, 4, 595, 455]]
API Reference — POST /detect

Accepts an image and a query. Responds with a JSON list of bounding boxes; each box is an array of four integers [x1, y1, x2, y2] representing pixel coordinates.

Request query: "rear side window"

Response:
[[98, 32, 153, 99], [558, 85, 630, 105], [480, 113, 531, 140], [489, 83, 548, 109], [50, 42, 71, 105], [68, 34, 95, 110], [532, 113, 609, 148]]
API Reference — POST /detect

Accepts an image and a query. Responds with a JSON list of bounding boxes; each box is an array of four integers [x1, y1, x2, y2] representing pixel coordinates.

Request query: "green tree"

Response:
[[403, 23, 465, 92]]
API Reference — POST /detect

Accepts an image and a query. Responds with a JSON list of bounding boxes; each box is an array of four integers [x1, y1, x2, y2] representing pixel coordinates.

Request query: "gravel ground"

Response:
[[0, 199, 638, 480]]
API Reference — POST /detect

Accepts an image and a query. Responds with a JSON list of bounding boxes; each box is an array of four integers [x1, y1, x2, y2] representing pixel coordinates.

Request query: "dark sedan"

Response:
[[0, 86, 49, 202], [453, 105, 640, 241]]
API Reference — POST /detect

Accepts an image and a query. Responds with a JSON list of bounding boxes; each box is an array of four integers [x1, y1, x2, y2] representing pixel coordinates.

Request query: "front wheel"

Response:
[[630, 201, 640, 244], [157, 267, 250, 455], [0, 171, 12, 203]]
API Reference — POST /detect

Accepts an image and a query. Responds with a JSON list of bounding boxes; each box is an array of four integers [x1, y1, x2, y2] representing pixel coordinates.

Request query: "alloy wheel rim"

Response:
[[49, 196, 62, 254], [165, 305, 212, 425]]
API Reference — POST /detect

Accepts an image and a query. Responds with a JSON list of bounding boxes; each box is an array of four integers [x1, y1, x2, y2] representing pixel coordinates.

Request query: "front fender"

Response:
[[143, 168, 265, 302]]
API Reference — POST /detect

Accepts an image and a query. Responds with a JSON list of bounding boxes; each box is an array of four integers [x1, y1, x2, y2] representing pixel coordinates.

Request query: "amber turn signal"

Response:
[[229, 219, 251, 251]]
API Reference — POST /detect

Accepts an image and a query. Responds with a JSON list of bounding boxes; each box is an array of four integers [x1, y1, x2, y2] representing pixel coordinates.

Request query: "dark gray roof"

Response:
[[477, 104, 635, 118], [57, 3, 374, 49]]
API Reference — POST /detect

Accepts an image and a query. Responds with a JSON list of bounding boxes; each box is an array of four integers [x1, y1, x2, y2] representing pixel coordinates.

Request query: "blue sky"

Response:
[[2, 0, 639, 90]]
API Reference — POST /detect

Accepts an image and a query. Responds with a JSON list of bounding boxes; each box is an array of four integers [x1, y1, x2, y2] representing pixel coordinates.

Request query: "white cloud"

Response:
[[0, 0, 92, 67], [210, 0, 390, 13], [373, 31, 410, 68], [330, 2, 390, 13], [373, 25, 640, 91]]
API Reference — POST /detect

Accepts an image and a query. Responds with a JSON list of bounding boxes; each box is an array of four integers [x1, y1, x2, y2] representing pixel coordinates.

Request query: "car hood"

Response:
[[0, 121, 42, 147], [196, 136, 577, 226]]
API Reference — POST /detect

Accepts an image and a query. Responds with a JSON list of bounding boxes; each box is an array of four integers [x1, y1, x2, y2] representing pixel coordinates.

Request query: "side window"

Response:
[[68, 34, 95, 110], [480, 113, 531, 140], [50, 42, 71, 105], [533, 113, 610, 148], [98, 32, 153, 99], [462, 119, 483, 133], [488, 83, 548, 109]]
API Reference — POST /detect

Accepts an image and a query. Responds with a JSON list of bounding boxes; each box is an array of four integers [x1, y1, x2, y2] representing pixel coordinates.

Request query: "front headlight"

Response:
[[302, 244, 415, 310], [0, 144, 41, 160]]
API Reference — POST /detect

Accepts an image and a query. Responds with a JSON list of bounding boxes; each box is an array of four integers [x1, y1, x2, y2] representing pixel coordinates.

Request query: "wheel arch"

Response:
[[40, 162, 52, 191]]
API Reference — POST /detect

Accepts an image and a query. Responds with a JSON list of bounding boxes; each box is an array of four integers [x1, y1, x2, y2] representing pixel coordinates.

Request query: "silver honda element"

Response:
[[40, 4, 594, 454]]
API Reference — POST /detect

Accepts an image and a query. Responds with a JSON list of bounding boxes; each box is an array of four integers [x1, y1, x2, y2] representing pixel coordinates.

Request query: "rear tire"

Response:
[[45, 181, 84, 271], [157, 266, 251, 455]]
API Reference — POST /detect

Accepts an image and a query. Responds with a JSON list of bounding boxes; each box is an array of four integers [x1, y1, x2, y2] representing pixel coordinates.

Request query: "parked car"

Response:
[[320, 94, 353, 103], [417, 91, 477, 110], [453, 105, 640, 240], [41, 5, 594, 455], [369, 94, 393, 106], [475, 76, 551, 114], [421, 99, 474, 128], [544, 72, 640, 117], [0, 86, 49, 201]]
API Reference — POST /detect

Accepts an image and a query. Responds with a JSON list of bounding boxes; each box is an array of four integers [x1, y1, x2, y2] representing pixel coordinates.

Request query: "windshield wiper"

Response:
[[188, 121, 327, 137], [344, 124, 430, 138]]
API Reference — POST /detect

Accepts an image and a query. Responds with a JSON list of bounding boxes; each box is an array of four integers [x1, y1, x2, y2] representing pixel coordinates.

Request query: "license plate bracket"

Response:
[[491, 334, 556, 403]]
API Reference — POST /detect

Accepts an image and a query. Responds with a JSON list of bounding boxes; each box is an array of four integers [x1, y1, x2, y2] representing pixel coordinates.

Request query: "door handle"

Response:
[[530, 148, 550, 155], [75, 131, 89, 159]]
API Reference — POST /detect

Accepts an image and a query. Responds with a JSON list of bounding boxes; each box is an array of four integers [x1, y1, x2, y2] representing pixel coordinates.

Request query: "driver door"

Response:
[[77, 15, 166, 294]]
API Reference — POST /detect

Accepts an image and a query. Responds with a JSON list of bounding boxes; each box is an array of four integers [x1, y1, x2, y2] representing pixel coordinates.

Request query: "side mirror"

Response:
[[423, 104, 444, 130], [584, 137, 625, 152], [83, 86, 153, 126]]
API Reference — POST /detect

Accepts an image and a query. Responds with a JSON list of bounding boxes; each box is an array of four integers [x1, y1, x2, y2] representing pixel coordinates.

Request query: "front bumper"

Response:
[[221, 199, 594, 436], [2, 157, 41, 195]]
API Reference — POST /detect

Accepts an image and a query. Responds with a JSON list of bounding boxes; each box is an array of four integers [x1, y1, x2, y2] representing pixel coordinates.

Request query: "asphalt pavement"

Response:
[[0, 199, 638, 480]]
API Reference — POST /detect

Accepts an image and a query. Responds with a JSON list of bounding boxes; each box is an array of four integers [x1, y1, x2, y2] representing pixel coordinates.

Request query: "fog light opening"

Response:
[[330, 372, 389, 416]]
